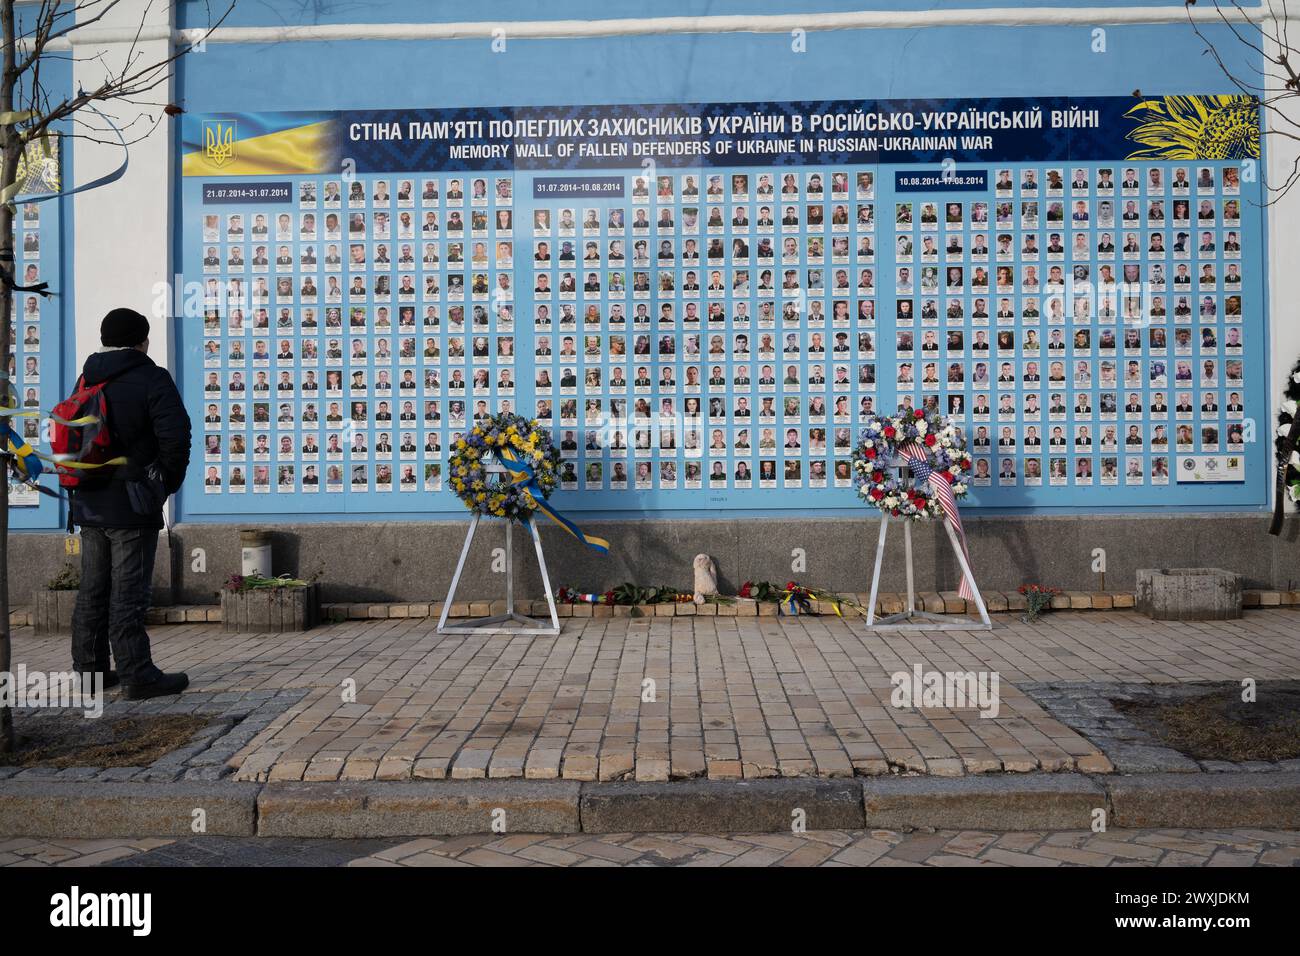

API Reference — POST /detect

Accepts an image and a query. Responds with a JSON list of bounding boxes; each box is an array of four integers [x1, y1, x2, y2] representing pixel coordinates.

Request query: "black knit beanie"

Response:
[[100, 308, 150, 348]]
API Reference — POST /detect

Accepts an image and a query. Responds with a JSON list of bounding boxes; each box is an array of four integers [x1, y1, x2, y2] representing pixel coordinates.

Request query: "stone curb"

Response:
[[256, 781, 582, 838], [0, 780, 260, 837], [1106, 772, 1300, 829], [862, 774, 1106, 831], [3, 773, 1298, 838], [10, 589, 1299, 628], [579, 779, 865, 833]]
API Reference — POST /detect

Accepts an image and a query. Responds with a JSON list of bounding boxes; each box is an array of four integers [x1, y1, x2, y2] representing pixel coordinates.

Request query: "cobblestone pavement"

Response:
[[2, 829, 1297, 867], [0, 689, 309, 783], [8, 609, 1300, 783], [1024, 681, 1300, 775]]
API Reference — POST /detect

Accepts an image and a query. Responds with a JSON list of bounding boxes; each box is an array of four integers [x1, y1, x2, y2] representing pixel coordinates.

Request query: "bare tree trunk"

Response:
[[0, 0, 18, 754]]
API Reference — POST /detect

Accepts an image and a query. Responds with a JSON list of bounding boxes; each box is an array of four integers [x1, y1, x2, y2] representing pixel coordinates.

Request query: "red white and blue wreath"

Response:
[[852, 406, 972, 520]]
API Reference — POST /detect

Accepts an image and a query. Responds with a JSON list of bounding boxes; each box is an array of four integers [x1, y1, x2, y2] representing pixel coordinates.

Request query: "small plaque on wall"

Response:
[[1176, 454, 1245, 482]]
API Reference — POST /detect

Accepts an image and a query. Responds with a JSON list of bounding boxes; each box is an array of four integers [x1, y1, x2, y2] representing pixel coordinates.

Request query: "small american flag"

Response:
[[898, 440, 977, 601]]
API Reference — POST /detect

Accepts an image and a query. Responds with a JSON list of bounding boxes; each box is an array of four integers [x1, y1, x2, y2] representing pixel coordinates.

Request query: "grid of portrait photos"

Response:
[[892, 163, 1247, 489], [198, 174, 517, 496], [189, 160, 1253, 504], [9, 200, 47, 507], [529, 168, 879, 493]]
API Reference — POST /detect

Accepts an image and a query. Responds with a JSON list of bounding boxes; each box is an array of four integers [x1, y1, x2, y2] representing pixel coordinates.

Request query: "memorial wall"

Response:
[[178, 95, 1265, 519]]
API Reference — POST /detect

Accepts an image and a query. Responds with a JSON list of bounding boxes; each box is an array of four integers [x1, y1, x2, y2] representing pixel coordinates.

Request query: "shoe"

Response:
[[75, 671, 120, 690], [123, 672, 189, 701]]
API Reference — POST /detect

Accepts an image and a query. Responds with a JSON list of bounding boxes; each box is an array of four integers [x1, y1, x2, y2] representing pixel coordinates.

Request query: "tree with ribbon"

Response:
[[1186, 3, 1300, 534], [0, 1, 233, 754]]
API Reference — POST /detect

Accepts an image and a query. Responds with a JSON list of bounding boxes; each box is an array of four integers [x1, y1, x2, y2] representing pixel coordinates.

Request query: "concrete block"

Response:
[[222, 583, 319, 632], [579, 779, 865, 833], [1136, 567, 1243, 621], [0, 781, 259, 837], [33, 590, 77, 636], [939, 592, 966, 614], [1107, 772, 1300, 829], [256, 781, 581, 837], [862, 774, 1105, 831]]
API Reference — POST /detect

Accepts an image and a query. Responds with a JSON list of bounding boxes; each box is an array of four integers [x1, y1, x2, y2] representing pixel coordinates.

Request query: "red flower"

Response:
[[924, 434, 936, 446], [914, 409, 925, 418], [865, 447, 877, 459], [870, 487, 884, 500], [872, 471, 883, 482], [883, 426, 895, 438], [739, 581, 753, 598]]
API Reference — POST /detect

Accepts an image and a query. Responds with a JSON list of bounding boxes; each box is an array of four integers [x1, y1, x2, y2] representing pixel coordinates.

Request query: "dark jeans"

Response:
[[70, 527, 164, 686]]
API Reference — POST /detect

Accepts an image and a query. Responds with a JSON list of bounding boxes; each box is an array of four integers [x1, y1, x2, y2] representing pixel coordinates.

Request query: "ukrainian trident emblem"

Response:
[[203, 121, 236, 168]]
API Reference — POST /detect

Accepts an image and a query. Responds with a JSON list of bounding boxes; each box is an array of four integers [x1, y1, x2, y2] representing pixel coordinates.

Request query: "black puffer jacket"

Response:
[[69, 348, 191, 529]]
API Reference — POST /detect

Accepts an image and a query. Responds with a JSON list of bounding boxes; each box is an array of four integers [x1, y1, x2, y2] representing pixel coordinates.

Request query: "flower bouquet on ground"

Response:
[[1019, 584, 1060, 623], [224, 573, 311, 592], [740, 580, 865, 617], [556, 583, 697, 617]]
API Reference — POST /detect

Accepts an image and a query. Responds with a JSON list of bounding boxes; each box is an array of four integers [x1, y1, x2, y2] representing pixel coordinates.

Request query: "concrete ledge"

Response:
[[862, 774, 1107, 831], [579, 779, 865, 833], [2, 773, 1299, 837], [1106, 772, 1300, 829], [0, 781, 259, 837], [256, 781, 582, 837], [8, 589, 1300, 630]]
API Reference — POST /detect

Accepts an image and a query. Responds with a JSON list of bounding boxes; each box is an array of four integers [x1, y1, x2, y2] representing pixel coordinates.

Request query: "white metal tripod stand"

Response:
[[436, 461, 561, 636], [864, 460, 992, 630]]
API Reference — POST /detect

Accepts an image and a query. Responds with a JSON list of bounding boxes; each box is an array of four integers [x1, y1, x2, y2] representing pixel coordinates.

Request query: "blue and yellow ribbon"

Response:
[[2, 419, 64, 501], [2, 390, 126, 497], [496, 446, 609, 554]]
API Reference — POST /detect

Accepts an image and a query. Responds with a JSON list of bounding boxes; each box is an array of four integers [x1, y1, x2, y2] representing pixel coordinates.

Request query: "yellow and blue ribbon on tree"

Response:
[[1, 391, 126, 498], [496, 445, 610, 554]]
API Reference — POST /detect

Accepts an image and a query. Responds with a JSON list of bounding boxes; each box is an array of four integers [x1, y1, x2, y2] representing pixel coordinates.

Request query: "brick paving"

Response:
[[2, 829, 1296, 867], [7, 608, 1300, 783]]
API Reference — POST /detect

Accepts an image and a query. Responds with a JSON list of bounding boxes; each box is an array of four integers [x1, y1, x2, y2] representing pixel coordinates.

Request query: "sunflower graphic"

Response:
[[1124, 94, 1259, 161]]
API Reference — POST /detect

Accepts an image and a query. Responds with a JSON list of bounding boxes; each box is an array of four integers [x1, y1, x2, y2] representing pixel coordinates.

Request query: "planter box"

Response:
[[1136, 567, 1243, 621], [221, 583, 320, 633], [33, 589, 79, 635]]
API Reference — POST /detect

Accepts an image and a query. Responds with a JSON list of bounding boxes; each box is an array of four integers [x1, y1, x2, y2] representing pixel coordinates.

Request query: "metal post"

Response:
[[942, 516, 992, 628], [436, 513, 479, 632], [528, 518, 561, 632], [505, 518, 514, 614], [903, 520, 915, 613], [866, 512, 889, 626]]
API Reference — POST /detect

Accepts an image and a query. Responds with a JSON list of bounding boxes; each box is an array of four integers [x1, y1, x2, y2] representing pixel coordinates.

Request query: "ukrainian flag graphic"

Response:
[[182, 112, 340, 176]]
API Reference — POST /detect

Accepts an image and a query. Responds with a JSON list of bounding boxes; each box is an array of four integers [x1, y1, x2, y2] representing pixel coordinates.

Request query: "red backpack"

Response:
[[49, 373, 123, 488]]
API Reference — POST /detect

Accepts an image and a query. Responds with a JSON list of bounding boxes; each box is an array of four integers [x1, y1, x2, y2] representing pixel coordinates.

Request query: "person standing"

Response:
[[70, 309, 191, 700]]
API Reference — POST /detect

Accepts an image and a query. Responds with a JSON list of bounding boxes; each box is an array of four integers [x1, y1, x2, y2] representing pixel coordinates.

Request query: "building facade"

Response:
[[11, 0, 1300, 603]]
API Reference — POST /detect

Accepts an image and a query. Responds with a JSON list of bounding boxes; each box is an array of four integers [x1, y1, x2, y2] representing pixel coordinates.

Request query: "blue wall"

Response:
[[171, 12, 1268, 520]]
